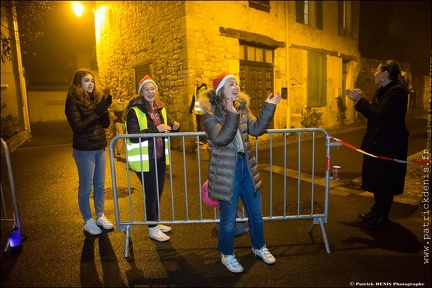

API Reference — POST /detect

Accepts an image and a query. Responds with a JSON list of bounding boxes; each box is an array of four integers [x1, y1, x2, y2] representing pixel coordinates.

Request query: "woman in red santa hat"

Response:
[[125, 75, 180, 242], [198, 71, 281, 273]]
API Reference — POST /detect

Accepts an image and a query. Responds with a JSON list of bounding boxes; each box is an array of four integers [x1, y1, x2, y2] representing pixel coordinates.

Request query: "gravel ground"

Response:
[[404, 150, 430, 206]]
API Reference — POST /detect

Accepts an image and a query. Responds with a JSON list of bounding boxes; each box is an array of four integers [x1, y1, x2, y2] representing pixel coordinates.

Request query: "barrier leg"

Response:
[[4, 239, 10, 253], [124, 225, 131, 258], [308, 218, 331, 254]]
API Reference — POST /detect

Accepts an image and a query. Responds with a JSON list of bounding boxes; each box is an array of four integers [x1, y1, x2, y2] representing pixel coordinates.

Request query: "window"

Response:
[[248, 1, 270, 13], [316, 1, 323, 30], [296, 1, 309, 24], [296, 1, 323, 29], [240, 44, 273, 64], [307, 51, 327, 107], [338, 1, 359, 38]]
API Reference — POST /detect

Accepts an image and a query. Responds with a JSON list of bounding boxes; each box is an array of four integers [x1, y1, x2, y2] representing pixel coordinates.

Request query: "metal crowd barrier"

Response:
[[1, 138, 23, 252], [109, 129, 340, 258]]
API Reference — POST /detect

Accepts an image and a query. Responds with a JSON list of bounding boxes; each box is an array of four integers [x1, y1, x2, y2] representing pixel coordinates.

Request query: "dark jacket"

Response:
[[65, 93, 110, 151], [125, 96, 179, 159], [198, 90, 276, 204], [355, 81, 409, 195]]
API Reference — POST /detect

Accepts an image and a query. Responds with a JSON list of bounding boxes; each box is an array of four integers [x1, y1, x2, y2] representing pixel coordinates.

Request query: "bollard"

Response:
[[332, 165, 341, 181], [8, 227, 23, 252]]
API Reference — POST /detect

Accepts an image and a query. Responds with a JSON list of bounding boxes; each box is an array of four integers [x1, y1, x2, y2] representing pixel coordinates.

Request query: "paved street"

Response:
[[1, 111, 430, 287]]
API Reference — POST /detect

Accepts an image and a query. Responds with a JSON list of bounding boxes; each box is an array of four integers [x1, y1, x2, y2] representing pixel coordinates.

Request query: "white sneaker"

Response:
[[221, 254, 244, 273], [252, 247, 276, 264], [84, 219, 102, 235], [96, 215, 114, 230], [158, 224, 171, 233], [149, 226, 170, 242]]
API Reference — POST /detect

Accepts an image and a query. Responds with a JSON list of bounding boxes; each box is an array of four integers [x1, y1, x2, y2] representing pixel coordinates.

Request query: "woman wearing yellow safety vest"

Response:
[[125, 75, 180, 242], [189, 76, 208, 144]]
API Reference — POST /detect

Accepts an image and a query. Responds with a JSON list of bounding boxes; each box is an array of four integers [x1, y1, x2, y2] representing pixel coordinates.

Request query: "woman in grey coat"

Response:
[[198, 72, 281, 273], [346, 60, 409, 230]]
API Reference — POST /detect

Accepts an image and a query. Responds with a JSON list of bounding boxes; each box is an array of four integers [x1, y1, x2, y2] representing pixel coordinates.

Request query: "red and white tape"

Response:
[[330, 136, 430, 165]]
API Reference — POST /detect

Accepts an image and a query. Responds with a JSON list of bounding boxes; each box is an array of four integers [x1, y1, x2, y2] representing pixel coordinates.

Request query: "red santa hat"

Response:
[[212, 72, 236, 94], [138, 74, 158, 94]]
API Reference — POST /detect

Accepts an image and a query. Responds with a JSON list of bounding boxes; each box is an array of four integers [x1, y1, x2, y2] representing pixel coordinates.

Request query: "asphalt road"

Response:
[[1, 111, 430, 287]]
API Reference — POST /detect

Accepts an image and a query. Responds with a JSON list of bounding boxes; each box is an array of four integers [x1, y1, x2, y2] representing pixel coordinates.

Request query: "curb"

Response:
[[3, 131, 31, 153]]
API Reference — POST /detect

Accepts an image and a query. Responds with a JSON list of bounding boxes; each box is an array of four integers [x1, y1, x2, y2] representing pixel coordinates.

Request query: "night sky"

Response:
[[21, 1, 95, 86], [359, 1, 431, 75], [21, 1, 431, 87]]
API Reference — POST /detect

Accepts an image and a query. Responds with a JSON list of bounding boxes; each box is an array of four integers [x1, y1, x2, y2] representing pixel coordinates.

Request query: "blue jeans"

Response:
[[217, 154, 265, 255], [73, 149, 107, 223]]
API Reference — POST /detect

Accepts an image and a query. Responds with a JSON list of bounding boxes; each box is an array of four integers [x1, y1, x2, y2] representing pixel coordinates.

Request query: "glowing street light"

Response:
[[72, 2, 84, 18]]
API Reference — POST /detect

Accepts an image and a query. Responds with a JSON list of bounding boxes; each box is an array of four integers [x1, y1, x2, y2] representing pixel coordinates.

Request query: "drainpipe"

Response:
[[285, 1, 291, 129], [12, 3, 31, 133]]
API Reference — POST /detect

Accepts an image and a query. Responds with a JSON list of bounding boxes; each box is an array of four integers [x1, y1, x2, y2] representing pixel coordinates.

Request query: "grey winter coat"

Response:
[[198, 91, 276, 204]]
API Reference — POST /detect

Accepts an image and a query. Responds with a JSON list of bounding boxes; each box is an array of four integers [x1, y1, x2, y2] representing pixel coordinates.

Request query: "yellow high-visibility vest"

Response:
[[192, 85, 207, 115], [125, 107, 169, 172], [193, 100, 203, 115]]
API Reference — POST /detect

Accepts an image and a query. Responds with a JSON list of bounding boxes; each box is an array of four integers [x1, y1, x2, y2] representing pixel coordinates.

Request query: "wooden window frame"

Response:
[[248, 1, 270, 13]]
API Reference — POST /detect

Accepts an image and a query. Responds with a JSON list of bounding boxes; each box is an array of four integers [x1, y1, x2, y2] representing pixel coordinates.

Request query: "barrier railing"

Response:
[[109, 129, 340, 258], [1, 138, 23, 252]]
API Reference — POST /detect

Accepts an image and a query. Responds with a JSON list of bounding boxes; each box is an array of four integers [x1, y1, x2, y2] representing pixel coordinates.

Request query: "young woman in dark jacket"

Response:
[[125, 75, 180, 242], [346, 60, 409, 230], [199, 72, 280, 273], [65, 69, 114, 235]]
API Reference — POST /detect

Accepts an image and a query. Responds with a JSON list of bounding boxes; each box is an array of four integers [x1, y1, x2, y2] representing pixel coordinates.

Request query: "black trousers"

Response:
[[371, 192, 394, 219], [135, 157, 166, 227]]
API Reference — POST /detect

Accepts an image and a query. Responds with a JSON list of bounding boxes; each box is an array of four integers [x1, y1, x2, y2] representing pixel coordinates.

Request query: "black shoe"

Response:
[[358, 210, 379, 221], [364, 216, 388, 230]]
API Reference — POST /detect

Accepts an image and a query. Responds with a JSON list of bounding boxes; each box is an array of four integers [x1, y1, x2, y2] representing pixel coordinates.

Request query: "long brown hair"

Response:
[[67, 69, 103, 105], [211, 89, 244, 113]]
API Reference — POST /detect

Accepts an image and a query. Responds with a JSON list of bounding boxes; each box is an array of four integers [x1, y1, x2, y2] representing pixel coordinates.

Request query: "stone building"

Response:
[[93, 1, 361, 139], [3, 1, 429, 150], [1, 2, 31, 140]]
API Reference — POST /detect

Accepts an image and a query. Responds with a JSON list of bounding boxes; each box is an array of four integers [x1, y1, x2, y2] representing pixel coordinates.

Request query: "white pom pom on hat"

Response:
[[138, 74, 158, 94], [212, 72, 237, 94]]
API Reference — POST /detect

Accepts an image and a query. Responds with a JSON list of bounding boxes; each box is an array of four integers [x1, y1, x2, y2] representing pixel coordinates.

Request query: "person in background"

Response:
[[346, 60, 409, 230], [125, 74, 180, 242], [198, 71, 281, 273], [65, 69, 114, 236], [189, 76, 208, 144], [109, 89, 128, 158]]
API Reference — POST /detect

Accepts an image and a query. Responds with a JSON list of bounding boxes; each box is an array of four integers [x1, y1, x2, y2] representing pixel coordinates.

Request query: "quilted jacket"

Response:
[[198, 90, 276, 204], [65, 91, 111, 151]]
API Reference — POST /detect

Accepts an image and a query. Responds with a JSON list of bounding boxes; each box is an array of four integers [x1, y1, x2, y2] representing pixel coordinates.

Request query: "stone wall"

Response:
[[94, 1, 365, 135], [94, 1, 291, 143], [1, 4, 26, 136], [95, 1, 187, 116]]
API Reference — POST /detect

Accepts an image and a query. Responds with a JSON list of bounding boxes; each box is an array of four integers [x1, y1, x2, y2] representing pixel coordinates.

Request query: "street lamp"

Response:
[[72, 2, 84, 18]]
